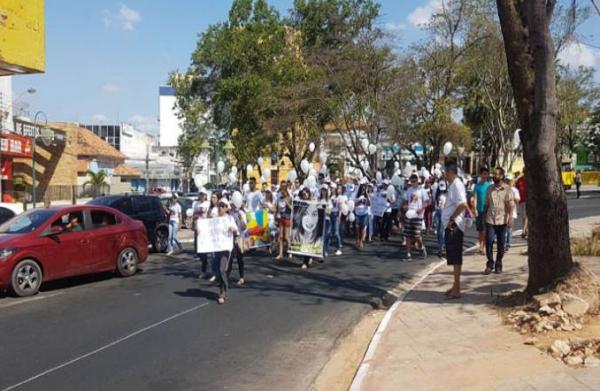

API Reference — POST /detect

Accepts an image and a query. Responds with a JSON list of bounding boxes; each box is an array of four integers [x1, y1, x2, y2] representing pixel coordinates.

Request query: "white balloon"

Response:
[[217, 161, 225, 173], [307, 175, 317, 189], [443, 141, 453, 156], [243, 183, 250, 193], [341, 203, 349, 216], [186, 209, 193, 218], [403, 166, 412, 178], [368, 144, 377, 155], [394, 161, 400, 169], [406, 209, 417, 219], [435, 163, 442, 169], [263, 170, 271, 180], [287, 169, 297, 182], [361, 139, 369, 150], [405, 162, 412, 168], [434, 168, 442, 177], [387, 185, 395, 197], [301, 159, 310, 174], [257, 157, 264, 165], [228, 172, 237, 183], [391, 174, 403, 187], [231, 166, 238, 175], [309, 142, 315, 152], [513, 128, 521, 150], [246, 164, 253, 174], [348, 212, 356, 222], [194, 174, 203, 187], [375, 171, 382, 182], [309, 168, 318, 178], [319, 152, 327, 163], [232, 191, 243, 208], [347, 200, 355, 213]]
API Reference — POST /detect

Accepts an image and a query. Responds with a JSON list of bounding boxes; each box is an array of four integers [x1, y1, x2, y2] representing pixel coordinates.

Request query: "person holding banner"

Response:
[[213, 198, 239, 304], [228, 201, 247, 286], [275, 183, 293, 261]]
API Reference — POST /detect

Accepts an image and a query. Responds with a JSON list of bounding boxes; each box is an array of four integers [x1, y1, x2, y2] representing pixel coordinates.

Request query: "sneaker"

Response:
[[217, 297, 225, 304], [422, 247, 428, 258], [484, 267, 492, 275], [301, 263, 308, 269], [335, 249, 342, 256], [237, 278, 245, 286], [167, 251, 173, 256], [209, 276, 216, 282], [405, 252, 412, 261]]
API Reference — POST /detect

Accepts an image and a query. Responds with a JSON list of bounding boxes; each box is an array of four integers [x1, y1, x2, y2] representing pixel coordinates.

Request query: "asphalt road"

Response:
[[0, 194, 598, 391]]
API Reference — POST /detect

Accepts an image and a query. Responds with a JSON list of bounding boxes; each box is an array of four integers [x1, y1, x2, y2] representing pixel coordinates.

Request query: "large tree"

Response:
[[496, 0, 573, 292]]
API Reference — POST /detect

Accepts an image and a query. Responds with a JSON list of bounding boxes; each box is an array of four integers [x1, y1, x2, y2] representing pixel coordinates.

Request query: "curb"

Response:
[[348, 258, 446, 391]]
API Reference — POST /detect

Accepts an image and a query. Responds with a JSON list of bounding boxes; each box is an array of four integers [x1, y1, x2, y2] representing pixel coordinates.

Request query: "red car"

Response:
[[0, 205, 148, 297]]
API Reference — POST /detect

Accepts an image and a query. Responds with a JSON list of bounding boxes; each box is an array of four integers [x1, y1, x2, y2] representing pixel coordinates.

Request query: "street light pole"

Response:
[[32, 111, 47, 208]]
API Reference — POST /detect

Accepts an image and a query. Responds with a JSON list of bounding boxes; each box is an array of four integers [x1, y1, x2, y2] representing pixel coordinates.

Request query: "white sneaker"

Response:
[[335, 249, 342, 256], [167, 251, 173, 256], [301, 264, 308, 269], [209, 276, 216, 282]]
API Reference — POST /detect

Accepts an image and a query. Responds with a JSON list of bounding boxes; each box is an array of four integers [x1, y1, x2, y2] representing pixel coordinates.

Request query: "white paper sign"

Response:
[[196, 216, 234, 253], [370, 193, 388, 217]]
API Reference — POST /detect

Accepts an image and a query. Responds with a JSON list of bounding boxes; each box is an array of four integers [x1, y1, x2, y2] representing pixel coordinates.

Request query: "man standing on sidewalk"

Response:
[[473, 167, 491, 255], [483, 167, 513, 274], [441, 163, 467, 299], [515, 169, 528, 238], [575, 170, 582, 199]]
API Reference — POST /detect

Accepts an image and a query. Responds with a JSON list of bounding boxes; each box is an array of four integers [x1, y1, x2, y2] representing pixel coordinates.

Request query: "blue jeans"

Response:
[[505, 227, 513, 249], [330, 212, 343, 250], [168, 220, 182, 252], [435, 210, 445, 251], [486, 224, 507, 269], [323, 218, 332, 256]]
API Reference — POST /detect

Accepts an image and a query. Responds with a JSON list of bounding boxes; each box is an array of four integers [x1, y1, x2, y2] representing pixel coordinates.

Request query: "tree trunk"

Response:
[[497, 0, 573, 293]]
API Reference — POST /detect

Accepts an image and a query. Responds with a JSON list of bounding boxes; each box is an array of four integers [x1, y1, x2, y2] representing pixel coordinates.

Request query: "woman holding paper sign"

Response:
[[214, 198, 239, 304]]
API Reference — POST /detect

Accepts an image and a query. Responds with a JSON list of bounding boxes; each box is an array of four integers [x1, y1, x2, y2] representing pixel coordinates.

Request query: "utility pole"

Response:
[[145, 143, 150, 195]]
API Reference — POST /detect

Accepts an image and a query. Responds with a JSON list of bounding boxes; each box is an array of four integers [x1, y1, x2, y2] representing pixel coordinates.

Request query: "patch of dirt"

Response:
[[498, 263, 600, 368], [571, 224, 600, 256]]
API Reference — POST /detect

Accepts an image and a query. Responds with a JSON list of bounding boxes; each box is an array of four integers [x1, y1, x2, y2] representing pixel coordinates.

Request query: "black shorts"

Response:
[[445, 225, 464, 265]]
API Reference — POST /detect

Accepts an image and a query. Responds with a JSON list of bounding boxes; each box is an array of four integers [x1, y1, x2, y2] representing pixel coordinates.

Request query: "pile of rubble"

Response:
[[548, 338, 600, 367], [507, 292, 590, 334]]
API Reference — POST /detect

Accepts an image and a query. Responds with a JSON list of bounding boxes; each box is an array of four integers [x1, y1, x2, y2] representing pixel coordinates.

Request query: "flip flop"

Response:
[[444, 288, 454, 296], [445, 293, 462, 300]]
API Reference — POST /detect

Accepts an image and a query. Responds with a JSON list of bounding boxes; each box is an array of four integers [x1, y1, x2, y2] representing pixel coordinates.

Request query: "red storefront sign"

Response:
[[1, 159, 12, 181], [0, 133, 33, 158]]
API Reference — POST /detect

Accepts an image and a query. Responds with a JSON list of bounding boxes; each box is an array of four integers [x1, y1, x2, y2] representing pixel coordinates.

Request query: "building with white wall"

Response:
[[159, 86, 183, 147], [0, 76, 13, 132]]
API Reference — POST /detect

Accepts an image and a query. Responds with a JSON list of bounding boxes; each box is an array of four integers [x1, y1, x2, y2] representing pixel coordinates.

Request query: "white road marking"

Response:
[[1, 302, 210, 391], [0, 292, 64, 309]]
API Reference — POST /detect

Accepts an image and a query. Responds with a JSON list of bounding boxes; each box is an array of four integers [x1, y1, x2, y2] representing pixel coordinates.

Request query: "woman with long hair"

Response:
[[213, 198, 239, 304]]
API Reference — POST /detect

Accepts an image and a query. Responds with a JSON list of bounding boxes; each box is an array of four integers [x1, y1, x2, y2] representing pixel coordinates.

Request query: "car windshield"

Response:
[[0, 209, 56, 234]]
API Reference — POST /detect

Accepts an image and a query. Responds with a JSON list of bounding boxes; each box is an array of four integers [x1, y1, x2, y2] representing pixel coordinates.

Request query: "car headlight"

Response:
[[0, 247, 18, 261]]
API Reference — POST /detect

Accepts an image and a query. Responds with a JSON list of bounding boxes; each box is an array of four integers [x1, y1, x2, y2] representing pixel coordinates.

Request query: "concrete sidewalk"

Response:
[[351, 223, 600, 390]]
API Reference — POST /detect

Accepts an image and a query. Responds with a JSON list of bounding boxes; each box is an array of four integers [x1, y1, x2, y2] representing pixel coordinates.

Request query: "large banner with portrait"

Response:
[[242, 209, 271, 249], [289, 200, 326, 258]]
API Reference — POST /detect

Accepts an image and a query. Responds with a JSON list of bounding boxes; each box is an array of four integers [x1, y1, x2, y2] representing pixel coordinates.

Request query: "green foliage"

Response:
[[85, 170, 107, 186]]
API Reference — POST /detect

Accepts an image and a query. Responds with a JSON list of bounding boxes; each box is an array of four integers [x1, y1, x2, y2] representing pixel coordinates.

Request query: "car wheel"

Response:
[[117, 248, 138, 277], [11, 259, 43, 297], [153, 228, 168, 253]]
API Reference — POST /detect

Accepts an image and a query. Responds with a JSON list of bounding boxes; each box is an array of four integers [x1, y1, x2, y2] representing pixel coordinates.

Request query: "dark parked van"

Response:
[[88, 195, 169, 252]]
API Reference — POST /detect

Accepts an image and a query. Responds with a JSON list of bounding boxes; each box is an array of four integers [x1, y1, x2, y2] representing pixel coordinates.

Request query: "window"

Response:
[[132, 196, 153, 213], [90, 210, 118, 229], [112, 197, 133, 215], [51, 211, 86, 233], [0, 209, 55, 234]]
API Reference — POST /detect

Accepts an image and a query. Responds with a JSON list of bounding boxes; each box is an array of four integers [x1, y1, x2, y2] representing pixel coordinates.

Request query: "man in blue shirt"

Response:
[[473, 167, 491, 254]]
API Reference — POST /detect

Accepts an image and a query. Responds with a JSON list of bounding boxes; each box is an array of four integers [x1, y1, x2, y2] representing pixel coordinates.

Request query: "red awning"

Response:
[[1, 133, 33, 158]]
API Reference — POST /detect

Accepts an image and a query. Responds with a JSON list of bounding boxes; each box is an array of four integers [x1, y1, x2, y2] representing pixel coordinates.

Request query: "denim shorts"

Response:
[[476, 214, 485, 232]]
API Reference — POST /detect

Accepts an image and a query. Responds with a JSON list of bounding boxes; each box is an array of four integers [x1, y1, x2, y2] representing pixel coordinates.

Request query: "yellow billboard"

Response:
[[0, 0, 45, 75]]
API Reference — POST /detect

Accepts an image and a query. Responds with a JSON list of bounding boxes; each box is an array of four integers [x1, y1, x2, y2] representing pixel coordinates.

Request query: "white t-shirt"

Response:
[[511, 187, 520, 219], [405, 187, 429, 219], [442, 178, 467, 232], [245, 190, 264, 212], [192, 200, 210, 219], [168, 203, 182, 223]]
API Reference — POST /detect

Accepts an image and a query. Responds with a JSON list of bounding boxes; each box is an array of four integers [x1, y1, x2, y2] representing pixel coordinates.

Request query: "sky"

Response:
[[12, 0, 600, 136]]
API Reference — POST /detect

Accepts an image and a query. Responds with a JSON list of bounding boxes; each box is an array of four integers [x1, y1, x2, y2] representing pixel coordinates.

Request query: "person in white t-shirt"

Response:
[[164, 193, 183, 255], [441, 163, 468, 299], [403, 174, 430, 260], [245, 177, 264, 212], [504, 177, 520, 252], [192, 189, 212, 276]]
